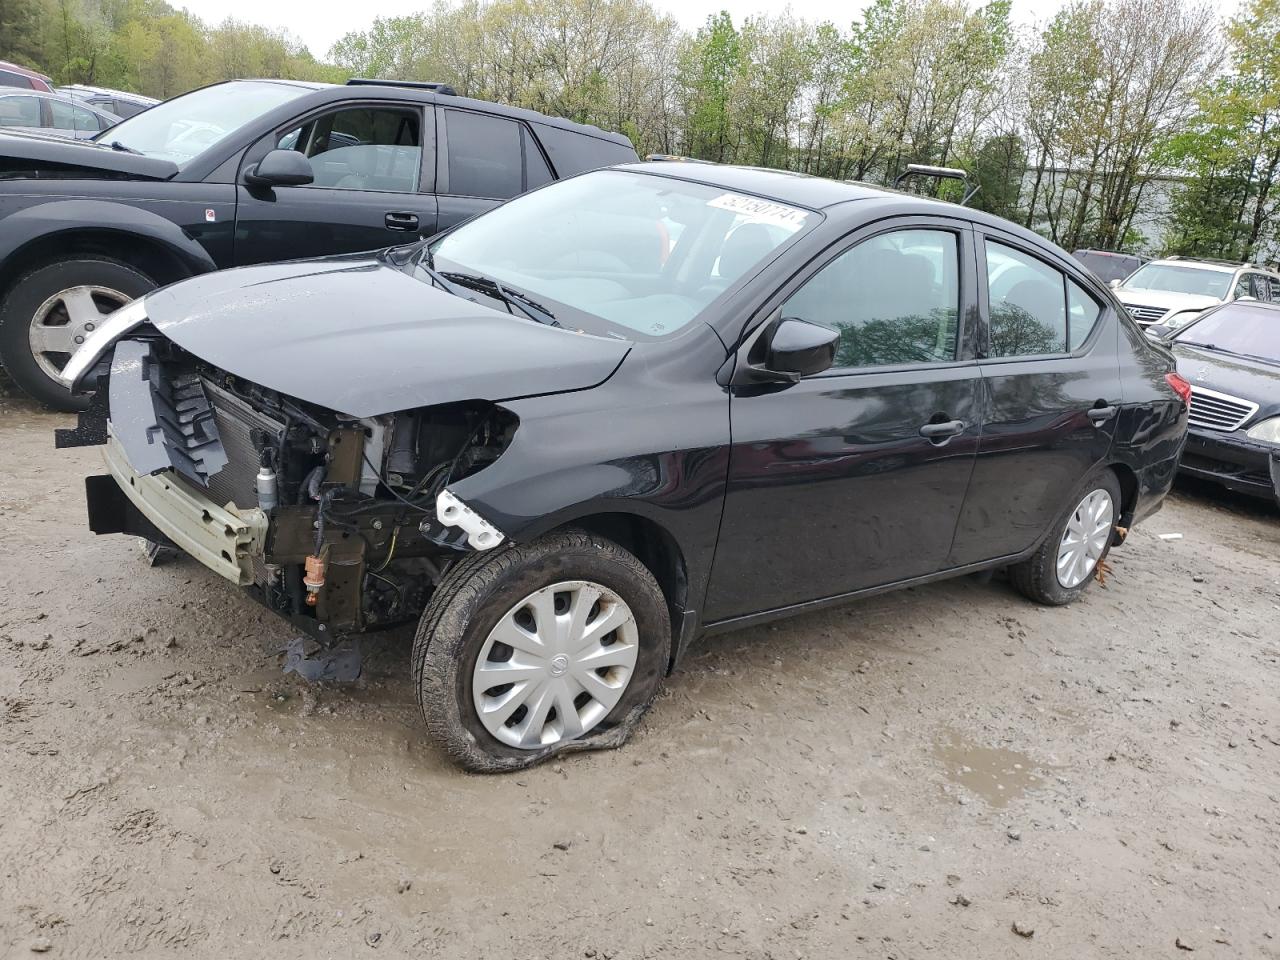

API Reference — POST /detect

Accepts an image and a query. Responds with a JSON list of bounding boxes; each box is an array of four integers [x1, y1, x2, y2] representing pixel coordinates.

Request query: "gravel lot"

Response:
[[2, 387, 1279, 960]]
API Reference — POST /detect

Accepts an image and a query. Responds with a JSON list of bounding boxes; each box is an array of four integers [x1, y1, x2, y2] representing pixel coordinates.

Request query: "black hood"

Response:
[[1173, 343, 1280, 421], [140, 255, 633, 418], [0, 129, 179, 180]]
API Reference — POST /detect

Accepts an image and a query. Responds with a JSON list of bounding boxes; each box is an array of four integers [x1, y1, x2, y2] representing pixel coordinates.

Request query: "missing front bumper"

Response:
[[99, 431, 268, 586]]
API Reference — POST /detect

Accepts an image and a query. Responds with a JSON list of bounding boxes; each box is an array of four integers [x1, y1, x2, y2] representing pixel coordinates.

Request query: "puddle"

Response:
[[933, 732, 1050, 808]]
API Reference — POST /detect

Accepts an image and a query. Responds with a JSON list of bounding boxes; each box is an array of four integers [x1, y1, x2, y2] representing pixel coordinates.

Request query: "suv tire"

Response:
[[0, 258, 155, 410]]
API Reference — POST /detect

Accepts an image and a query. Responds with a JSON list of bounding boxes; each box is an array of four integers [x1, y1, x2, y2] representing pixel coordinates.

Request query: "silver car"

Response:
[[0, 89, 120, 139]]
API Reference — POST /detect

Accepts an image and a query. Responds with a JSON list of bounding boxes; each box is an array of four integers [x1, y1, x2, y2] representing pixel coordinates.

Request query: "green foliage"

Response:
[[0, 0, 341, 97]]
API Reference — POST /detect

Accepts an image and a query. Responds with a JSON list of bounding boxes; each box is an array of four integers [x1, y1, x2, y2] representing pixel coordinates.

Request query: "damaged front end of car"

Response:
[[57, 315, 519, 642]]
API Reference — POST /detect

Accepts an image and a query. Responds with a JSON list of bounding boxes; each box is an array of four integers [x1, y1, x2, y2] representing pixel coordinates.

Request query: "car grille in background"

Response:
[[202, 378, 285, 509], [1126, 304, 1167, 324], [1186, 386, 1259, 433]]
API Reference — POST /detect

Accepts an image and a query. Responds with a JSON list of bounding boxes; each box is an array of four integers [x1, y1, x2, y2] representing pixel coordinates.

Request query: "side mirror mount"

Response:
[[244, 149, 314, 187], [729, 317, 839, 386], [1144, 323, 1172, 340]]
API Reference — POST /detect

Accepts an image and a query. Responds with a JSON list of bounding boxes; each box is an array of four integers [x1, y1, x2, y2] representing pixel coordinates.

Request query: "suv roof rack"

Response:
[[893, 163, 980, 206], [644, 153, 715, 164], [345, 78, 458, 96], [1162, 255, 1248, 268]]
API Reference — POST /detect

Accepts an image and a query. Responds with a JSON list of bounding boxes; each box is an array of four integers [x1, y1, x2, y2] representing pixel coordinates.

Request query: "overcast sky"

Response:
[[173, 0, 1078, 61]]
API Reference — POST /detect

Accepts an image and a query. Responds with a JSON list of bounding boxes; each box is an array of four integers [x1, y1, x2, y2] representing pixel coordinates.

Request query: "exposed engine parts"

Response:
[[62, 337, 517, 642]]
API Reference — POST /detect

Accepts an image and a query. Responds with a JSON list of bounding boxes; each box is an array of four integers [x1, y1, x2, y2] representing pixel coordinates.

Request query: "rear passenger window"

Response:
[[446, 110, 522, 199], [986, 241, 1068, 356], [782, 228, 960, 369], [0, 70, 32, 89], [0, 95, 40, 126]]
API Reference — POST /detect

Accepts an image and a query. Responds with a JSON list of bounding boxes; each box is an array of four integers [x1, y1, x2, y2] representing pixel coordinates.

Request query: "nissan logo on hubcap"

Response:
[[549, 654, 569, 677]]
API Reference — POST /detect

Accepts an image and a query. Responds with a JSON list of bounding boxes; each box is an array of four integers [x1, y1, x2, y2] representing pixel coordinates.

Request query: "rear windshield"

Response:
[[97, 81, 312, 165], [1124, 262, 1232, 298], [1174, 304, 1280, 362]]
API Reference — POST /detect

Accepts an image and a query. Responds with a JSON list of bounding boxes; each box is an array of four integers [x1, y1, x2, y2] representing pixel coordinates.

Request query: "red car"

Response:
[[0, 60, 54, 93]]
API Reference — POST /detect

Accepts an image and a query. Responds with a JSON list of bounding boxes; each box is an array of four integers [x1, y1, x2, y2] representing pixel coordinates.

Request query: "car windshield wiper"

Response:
[[1177, 341, 1218, 351], [106, 140, 143, 155], [440, 271, 560, 327]]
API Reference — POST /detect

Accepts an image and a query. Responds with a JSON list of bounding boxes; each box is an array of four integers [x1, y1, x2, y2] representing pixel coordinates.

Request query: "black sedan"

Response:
[[56, 162, 1189, 770], [1169, 300, 1280, 504]]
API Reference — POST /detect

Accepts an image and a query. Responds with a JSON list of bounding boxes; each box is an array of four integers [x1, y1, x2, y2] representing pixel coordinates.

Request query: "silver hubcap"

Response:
[[1056, 488, 1114, 588], [28, 285, 131, 381], [473, 580, 639, 750]]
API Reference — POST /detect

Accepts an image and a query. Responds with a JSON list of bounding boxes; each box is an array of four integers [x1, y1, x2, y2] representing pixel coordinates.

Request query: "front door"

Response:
[[948, 231, 1123, 565], [704, 221, 984, 622], [234, 104, 438, 264]]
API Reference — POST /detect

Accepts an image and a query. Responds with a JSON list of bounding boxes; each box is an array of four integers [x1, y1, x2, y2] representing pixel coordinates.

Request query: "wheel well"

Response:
[[0, 231, 194, 302], [1108, 462, 1139, 526], [569, 512, 689, 649]]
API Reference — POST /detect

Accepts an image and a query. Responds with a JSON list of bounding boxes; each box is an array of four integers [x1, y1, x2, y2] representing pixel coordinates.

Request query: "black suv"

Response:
[[0, 78, 637, 407]]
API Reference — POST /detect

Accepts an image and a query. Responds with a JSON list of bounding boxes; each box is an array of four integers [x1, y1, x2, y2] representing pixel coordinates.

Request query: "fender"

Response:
[[0, 199, 217, 280]]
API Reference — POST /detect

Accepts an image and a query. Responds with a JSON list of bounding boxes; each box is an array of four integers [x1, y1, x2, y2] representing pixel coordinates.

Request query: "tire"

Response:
[[413, 529, 672, 772], [1009, 468, 1122, 606], [0, 258, 156, 410]]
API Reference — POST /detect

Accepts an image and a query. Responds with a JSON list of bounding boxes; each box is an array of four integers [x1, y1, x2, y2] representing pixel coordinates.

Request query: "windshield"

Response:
[[97, 81, 313, 165], [424, 170, 817, 339], [1174, 304, 1280, 361], [1123, 262, 1233, 298]]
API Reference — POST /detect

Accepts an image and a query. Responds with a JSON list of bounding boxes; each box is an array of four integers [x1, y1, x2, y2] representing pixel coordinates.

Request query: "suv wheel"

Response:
[[413, 530, 671, 772], [0, 258, 156, 410], [1009, 469, 1122, 605]]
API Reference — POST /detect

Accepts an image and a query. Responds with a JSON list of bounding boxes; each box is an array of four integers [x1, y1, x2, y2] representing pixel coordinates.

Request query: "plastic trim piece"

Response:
[[436, 489, 505, 550], [103, 430, 268, 585]]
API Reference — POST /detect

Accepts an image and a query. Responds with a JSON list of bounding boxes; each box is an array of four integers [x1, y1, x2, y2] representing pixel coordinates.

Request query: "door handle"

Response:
[[919, 419, 966, 440], [1087, 405, 1118, 423], [385, 212, 419, 231]]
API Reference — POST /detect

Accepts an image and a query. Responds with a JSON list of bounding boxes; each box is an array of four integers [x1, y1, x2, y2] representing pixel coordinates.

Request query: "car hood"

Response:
[[0, 129, 178, 180], [1173, 343, 1280, 421], [1115, 288, 1221, 312], [140, 255, 633, 418]]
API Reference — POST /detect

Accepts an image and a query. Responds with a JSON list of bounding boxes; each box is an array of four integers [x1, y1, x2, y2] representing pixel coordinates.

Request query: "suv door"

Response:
[[436, 107, 554, 230], [704, 220, 984, 621], [234, 103, 438, 264], [948, 231, 1123, 565]]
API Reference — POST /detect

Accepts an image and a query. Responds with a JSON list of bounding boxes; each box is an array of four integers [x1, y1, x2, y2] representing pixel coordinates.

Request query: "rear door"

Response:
[[948, 229, 1122, 565], [435, 107, 554, 230], [705, 218, 984, 621], [233, 102, 438, 264]]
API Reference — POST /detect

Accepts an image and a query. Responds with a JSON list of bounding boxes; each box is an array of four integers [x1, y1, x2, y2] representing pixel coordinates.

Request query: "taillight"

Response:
[[1165, 371, 1192, 405]]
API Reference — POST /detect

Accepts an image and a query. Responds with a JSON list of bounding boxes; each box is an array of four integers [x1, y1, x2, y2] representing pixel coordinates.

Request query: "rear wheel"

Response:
[[1009, 469, 1121, 605], [0, 258, 156, 410], [413, 529, 671, 772]]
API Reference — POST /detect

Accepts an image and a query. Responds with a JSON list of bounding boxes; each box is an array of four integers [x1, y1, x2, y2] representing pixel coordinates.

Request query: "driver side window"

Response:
[[781, 228, 960, 369], [276, 106, 423, 193]]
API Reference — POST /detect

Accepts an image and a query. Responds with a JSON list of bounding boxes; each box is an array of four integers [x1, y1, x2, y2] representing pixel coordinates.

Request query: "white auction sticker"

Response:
[[706, 192, 810, 230]]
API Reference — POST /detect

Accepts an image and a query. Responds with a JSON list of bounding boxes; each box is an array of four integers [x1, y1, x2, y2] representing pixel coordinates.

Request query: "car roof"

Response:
[[57, 84, 158, 104], [222, 78, 632, 147], [0, 60, 51, 81]]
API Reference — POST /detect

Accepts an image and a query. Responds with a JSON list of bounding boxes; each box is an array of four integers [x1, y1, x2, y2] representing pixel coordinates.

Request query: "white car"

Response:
[[1113, 257, 1280, 331]]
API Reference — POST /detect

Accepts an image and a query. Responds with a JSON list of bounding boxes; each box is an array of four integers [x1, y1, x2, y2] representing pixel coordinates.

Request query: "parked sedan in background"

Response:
[[1170, 300, 1280, 505], [1114, 256, 1280, 331], [0, 60, 53, 92], [57, 84, 159, 119], [56, 162, 1189, 770], [0, 89, 120, 138], [0, 77, 637, 409]]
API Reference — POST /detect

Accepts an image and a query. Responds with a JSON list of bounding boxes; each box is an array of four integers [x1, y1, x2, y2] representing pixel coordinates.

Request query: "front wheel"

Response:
[[413, 530, 672, 772], [1009, 469, 1122, 605], [0, 258, 156, 410]]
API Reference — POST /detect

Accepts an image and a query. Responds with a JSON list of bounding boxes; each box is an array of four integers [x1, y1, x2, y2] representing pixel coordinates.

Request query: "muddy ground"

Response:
[[1, 386, 1279, 960]]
